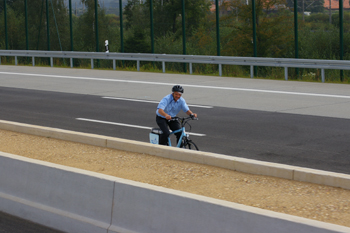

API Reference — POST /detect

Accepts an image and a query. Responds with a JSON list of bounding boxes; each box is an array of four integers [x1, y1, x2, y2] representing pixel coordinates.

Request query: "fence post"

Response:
[[119, 0, 124, 55], [95, 0, 99, 53], [69, 0, 73, 66], [252, 0, 257, 77], [294, 0, 299, 77], [339, 0, 344, 81], [215, 0, 220, 57], [4, 0, 8, 50], [25, 0, 29, 50], [69, 0, 73, 52], [46, 0, 50, 51], [182, 0, 187, 73], [150, 0, 154, 55], [284, 67, 288, 80]]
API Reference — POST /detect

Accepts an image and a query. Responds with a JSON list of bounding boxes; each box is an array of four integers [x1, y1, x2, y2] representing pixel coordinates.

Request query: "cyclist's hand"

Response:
[[190, 113, 197, 119], [165, 115, 172, 120]]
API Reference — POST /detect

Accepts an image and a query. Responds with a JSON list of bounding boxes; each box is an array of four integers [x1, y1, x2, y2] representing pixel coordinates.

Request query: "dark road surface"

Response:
[[0, 211, 65, 233], [1, 86, 350, 174]]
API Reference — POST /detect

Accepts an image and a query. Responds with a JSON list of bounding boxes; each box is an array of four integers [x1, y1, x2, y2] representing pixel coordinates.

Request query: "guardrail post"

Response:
[[91, 59, 94, 69], [162, 61, 165, 73], [137, 60, 141, 71], [50, 57, 53, 67], [189, 63, 193, 74], [113, 59, 116, 70], [250, 65, 254, 78], [70, 58, 73, 68], [15, 56, 18, 66], [0, 57, 1, 65], [284, 67, 288, 80], [32, 57, 35, 66], [219, 64, 222, 76], [321, 69, 325, 83]]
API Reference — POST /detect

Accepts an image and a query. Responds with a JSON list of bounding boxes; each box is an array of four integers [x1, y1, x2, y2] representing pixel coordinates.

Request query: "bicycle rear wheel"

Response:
[[183, 139, 199, 150]]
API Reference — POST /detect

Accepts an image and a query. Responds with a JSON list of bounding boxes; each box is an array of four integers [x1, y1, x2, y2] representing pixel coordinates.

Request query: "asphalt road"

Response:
[[0, 211, 64, 233], [1, 85, 350, 174], [1, 65, 350, 232]]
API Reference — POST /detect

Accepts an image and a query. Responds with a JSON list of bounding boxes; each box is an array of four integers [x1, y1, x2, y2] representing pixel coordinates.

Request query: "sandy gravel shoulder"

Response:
[[1, 129, 350, 228]]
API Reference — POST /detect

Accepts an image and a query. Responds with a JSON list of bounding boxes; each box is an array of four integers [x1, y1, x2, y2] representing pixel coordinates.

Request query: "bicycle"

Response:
[[149, 116, 199, 150]]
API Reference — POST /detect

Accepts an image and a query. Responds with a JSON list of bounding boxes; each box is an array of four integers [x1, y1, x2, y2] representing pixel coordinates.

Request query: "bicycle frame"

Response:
[[168, 126, 187, 147], [167, 116, 196, 147]]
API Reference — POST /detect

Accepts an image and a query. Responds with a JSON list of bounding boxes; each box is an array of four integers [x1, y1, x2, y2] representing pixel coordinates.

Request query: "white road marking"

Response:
[[1, 71, 350, 99], [102, 97, 213, 108], [76, 118, 206, 136]]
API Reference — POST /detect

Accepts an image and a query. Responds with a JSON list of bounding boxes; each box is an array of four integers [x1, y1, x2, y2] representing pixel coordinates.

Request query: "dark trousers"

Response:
[[156, 115, 181, 145]]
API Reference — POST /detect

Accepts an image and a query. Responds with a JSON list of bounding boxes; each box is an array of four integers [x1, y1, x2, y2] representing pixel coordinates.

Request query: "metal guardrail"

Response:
[[1, 50, 350, 82]]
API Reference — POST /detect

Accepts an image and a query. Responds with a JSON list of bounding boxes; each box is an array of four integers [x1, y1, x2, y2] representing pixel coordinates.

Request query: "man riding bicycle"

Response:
[[156, 85, 198, 146]]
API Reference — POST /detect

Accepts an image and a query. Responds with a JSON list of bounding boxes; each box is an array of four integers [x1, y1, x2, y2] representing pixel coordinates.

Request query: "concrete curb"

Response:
[[0, 119, 350, 190]]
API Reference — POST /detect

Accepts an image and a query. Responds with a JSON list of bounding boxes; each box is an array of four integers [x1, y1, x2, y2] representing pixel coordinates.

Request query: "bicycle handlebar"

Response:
[[170, 116, 198, 121], [169, 116, 198, 128]]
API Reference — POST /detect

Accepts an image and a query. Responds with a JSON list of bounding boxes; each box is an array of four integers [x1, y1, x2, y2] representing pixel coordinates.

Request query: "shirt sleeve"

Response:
[[181, 98, 190, 113]]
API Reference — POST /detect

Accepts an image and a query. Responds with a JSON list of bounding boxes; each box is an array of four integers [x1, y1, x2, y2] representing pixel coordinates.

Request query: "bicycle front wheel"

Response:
[[183, 140, 199, 150]]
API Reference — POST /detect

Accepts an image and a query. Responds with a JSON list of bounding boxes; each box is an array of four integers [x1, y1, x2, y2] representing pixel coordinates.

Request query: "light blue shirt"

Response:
[[156, 94, 190, 118]]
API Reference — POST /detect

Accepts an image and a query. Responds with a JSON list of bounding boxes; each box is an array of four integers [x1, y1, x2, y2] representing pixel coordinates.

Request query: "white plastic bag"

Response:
[[149, 133, 159, 144]]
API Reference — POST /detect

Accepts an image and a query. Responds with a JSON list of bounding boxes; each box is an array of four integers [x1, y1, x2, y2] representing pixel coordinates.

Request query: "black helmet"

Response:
[[172, 85, 184, 93]]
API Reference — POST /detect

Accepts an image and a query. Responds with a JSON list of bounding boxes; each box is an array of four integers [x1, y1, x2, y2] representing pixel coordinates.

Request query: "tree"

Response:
[[0, 7, 24, 49], [124, 29, 151, 53], [148, 0, 211, 37], [124, 0, 148, 31], [74, 0, 110, 51], [1, 0, 70, 50], [0, 0, 20, 12], [222, 0, 294, 58], [124, 0, 211, 38]]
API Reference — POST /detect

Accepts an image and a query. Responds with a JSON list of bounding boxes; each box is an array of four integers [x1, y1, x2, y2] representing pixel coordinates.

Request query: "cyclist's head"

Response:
[[172, 85, 184, 94]]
